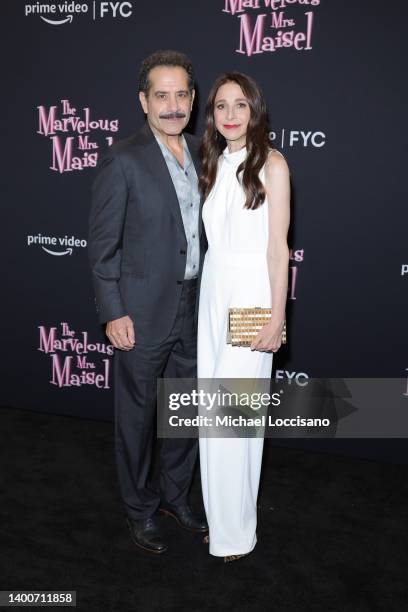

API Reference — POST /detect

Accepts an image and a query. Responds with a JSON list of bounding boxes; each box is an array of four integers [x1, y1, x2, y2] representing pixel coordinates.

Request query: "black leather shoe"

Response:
[[126, 517, 168, 554], [159, 504, 208, 533]]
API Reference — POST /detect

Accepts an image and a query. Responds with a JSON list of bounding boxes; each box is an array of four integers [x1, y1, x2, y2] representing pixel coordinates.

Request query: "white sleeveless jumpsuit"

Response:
[[198, 146, 274, 556]]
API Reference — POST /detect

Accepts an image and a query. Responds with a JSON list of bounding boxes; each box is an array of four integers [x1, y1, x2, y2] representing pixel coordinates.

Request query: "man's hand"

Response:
[[106, 315, 135, 351]]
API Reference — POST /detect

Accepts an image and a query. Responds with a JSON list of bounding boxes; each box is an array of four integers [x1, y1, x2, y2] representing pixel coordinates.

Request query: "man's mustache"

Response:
[[159, 112, 186, 119]]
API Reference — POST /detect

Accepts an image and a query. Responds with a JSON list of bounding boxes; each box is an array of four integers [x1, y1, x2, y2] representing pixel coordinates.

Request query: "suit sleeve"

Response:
[[88, 148, 129, 325]]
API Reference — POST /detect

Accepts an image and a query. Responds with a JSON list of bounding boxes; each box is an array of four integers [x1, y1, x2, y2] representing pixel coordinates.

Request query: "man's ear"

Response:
[[139, 91, 148, 114], [190, 89, 195, 110]]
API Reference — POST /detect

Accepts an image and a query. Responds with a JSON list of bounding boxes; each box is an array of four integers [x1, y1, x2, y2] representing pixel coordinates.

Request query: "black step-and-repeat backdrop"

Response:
[[2, 2, 407, 442]]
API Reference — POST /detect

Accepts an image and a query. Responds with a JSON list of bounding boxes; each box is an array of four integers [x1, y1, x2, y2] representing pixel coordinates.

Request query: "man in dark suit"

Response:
[[88, 50, 207, 554]]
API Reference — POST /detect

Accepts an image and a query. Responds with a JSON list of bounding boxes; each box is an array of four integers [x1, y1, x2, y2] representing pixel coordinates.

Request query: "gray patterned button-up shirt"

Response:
[[154, 134, 200, 280]]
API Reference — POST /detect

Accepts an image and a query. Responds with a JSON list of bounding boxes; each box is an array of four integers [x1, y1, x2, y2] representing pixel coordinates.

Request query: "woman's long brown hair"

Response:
[[199, 72, 270, 210]]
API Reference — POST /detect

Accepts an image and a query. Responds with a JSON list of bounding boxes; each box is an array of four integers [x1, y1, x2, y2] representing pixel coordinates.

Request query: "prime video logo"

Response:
[[269, 129, 326, 148], [27, 233, 87, 256], [24, 2, 133, 25]]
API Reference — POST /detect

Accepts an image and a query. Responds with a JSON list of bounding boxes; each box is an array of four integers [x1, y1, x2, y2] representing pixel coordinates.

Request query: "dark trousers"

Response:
[[113, 279, 198, 520]]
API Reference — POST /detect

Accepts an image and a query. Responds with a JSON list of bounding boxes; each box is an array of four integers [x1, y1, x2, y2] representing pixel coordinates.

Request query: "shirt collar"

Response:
[[154, 133, 192, 171]]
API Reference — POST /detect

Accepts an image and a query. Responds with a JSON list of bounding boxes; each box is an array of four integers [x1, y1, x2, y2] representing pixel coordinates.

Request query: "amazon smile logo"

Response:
[[40, 15, 74, 25], [27, 234, 87, 255]]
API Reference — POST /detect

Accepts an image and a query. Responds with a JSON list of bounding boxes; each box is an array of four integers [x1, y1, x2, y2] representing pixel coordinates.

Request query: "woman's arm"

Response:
[[251, 150, 290, 352]]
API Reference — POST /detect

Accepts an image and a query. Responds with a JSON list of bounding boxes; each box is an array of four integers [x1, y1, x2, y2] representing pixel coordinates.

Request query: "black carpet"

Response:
[[1, 406, 407, 612]]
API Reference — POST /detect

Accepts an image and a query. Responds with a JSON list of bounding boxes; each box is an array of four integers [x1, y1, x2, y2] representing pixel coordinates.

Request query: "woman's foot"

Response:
[[203, 534, 250, 561], [224, 553, 250, 563]]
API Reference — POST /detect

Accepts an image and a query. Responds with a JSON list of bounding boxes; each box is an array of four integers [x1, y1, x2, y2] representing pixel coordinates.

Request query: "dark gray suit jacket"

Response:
[[88, 121, 206, 345]]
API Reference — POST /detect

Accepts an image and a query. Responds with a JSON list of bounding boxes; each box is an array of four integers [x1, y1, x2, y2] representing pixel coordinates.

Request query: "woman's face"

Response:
[[213, 81, 251, 148]]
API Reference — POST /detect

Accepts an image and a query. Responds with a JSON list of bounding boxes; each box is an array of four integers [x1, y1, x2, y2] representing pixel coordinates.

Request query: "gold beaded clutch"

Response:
[[227, 307, 287, 347]]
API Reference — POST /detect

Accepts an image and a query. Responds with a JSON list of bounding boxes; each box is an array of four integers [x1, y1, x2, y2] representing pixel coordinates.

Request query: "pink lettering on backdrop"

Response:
[[38, 322, 114, 389], [222, 0, 321, 56], [36, 99, 119, 173], [288, 248, 305, 300]]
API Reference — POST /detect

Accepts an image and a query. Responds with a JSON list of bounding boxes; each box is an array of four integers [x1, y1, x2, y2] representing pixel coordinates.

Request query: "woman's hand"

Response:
[[250, 319, 285, 353]]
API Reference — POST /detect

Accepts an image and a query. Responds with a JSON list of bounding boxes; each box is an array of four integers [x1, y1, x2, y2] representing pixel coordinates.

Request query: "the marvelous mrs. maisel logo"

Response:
[[38, 322, 113, 388], [223, 0, 321, 56], [36, 99, 119, 173]]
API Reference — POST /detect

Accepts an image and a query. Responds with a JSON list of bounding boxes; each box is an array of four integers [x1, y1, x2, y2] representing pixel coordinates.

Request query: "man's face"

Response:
[[139, 66, 194, 139]]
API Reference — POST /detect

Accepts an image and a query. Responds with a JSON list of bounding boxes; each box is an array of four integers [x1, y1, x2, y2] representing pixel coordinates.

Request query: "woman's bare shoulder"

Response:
[[264, 148, 290, 176]]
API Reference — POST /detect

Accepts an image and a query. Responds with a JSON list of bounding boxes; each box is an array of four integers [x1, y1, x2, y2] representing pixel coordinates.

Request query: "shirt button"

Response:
[[192, 234, 195, 238], [190, 203, 193, 207]]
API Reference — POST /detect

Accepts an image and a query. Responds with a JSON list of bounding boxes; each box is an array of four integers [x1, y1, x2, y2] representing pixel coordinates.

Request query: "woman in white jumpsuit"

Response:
[[197, 72, 290, 562]]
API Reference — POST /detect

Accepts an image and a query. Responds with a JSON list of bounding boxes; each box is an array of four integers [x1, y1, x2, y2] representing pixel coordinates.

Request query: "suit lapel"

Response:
[[185, 133, 200, 175], [184, 133, 204, 240], [140, 122, 187, 243]]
